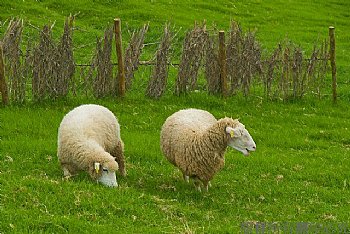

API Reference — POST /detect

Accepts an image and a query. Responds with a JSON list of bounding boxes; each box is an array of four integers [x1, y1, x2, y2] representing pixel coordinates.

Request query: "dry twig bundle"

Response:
[[240, 31, 262, 96], [2, 18, 25, 102], [313, 40, 329, 98], [175, 22, 208, 95], [263, 44, 282, 98], [79, 60, 96, 97], [226, 21, 242, 94], [205, 35, 220, 94], [32, 24, 54, 100], [32, 16, 75, 100], [124, 23, 149, 90], [227, 21, 261, 96], [56, 16, 75, 97], [263, 40, 328, 100], [93, 26, 114, 98], [0, 17, 331, 102], [146, 24, 172, 99]]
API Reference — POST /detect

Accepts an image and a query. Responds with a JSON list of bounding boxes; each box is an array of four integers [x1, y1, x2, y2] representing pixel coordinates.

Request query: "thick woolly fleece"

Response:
[[160, 108, 240, 186], [57, 104, 126, 180]]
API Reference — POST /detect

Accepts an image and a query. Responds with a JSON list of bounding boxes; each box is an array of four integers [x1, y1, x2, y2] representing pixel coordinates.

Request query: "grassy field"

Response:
[[1, 0, 350, 233], [1, 0, 350, 70], [1, 94, 350, 233]]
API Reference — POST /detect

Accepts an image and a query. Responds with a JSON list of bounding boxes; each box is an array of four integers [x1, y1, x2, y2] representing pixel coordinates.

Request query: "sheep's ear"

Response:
[[94, 162, 101, 174], [226, 126, 240, 138]]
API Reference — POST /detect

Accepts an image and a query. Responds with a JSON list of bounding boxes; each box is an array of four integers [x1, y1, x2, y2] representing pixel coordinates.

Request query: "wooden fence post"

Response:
[[0, 42, 9, 106], [218, 30, 228, 97], [329, 26, 337, 103], [114, 18, 126, 97]]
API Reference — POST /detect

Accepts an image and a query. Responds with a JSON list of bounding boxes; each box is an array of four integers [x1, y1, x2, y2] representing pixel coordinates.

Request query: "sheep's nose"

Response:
[[251, 145, 256, 151]]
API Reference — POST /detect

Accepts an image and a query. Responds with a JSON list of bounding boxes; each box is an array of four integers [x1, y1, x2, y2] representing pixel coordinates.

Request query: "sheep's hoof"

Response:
[[203, 182, 210, 192], [62, 167, 72, 178], [196, 186, 202, 192], [194, 179, 202, 192], [63, 175, 72, 180], [184, 175, 190, 183], [203, 184, 208, 192]]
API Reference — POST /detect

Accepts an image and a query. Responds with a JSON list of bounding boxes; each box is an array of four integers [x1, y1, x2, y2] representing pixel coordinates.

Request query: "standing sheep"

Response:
[[57, 104, 126, 187], [160, 108, 256, 191]]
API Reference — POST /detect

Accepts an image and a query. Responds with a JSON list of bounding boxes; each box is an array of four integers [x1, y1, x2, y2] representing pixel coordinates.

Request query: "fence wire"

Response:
[[0, 17, 331, 104]]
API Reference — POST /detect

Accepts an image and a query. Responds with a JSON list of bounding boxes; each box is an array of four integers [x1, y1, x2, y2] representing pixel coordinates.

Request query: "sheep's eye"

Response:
[[102, 168, 108, 172]]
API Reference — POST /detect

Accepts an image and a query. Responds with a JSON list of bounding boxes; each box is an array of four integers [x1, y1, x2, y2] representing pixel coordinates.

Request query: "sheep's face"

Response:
[[94, 162, 118, 187], [226, 124, 256, 156]]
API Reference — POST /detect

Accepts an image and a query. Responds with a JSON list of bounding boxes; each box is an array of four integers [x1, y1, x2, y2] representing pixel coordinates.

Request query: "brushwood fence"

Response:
[[0, 17, 337, 105]]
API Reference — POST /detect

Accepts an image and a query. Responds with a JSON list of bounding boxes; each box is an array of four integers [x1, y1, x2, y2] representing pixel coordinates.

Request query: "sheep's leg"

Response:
[[182, 173, 189, 183], [203, 181, 209, 192], [110, 141, 126, 177], [63, 167, 72, 178], [193, 177, 202, 192], [61, 164, 76, 179]]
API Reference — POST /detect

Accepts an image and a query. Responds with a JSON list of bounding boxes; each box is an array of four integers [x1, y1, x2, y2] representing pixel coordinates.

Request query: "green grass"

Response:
[[1, 0, 349, 71], [1, 0, 350, 233], [1, 94, 350, 233]]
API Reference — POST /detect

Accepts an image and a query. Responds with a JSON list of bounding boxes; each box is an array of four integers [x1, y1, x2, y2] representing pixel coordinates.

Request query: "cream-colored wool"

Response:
[[160, 108, 256, 191], [57, 104, 126, 185]]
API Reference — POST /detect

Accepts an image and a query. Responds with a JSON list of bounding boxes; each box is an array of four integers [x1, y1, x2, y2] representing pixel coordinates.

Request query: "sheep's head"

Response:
[[225, 122, 256, 156], [94, 160, 119, 187]]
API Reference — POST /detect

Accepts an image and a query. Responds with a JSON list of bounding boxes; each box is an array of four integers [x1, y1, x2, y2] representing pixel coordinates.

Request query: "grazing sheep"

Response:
[[160, 108, 256, 191], [57, 104, 126, 187]]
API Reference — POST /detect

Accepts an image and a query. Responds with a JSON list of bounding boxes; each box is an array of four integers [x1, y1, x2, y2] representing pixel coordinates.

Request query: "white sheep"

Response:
[[160, 108, 256, 191], [57, 104, 126, 187]]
